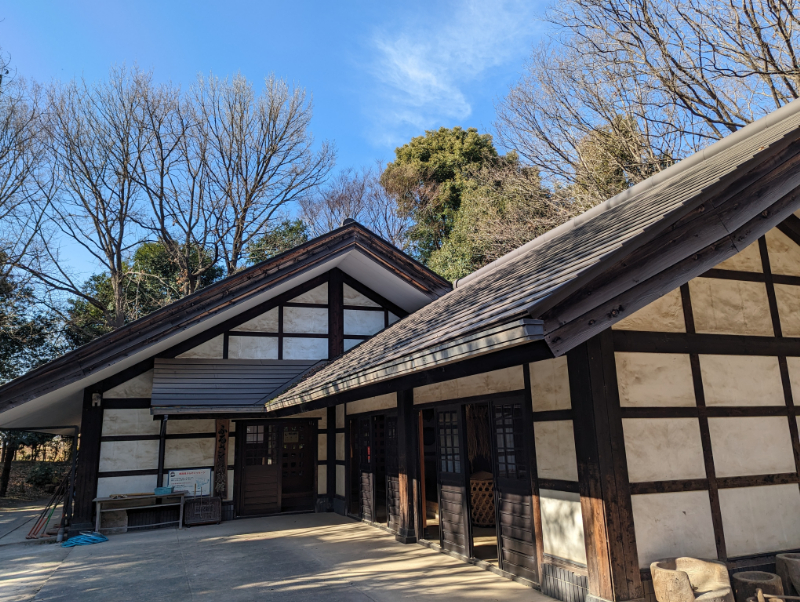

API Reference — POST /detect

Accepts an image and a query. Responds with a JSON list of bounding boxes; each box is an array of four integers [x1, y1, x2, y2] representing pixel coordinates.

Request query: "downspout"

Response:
[[157, 416, 168, 487]]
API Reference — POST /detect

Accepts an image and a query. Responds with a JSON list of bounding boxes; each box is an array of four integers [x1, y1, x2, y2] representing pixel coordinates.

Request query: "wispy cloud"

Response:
[[364, 0, 541, 146]]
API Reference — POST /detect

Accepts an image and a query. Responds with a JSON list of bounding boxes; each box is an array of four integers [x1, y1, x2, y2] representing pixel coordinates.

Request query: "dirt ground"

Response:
[[0, 462, 70, 504]]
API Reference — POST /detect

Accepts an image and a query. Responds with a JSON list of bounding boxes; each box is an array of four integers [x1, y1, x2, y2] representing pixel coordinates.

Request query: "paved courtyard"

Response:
[[0, 512, 553, 601]]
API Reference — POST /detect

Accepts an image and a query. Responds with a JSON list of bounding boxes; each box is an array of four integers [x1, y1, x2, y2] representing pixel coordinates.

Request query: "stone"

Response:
[[732, 571, 783, 602], [776, 554, 800, 596], [651, 557, 734, 602]]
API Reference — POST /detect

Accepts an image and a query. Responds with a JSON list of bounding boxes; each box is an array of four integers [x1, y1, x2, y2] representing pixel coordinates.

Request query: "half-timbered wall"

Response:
[[611, 225, 800, 571]]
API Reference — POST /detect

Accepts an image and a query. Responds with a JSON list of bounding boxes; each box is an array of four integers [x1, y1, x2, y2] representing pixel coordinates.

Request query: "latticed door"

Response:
[[281, 421, 315, 512], [385, 415, 400, 532], [239, 422, 280, 516], [435, 405, 472, 558], [491, 396, 538, 582], [358, 416, 375, 521]]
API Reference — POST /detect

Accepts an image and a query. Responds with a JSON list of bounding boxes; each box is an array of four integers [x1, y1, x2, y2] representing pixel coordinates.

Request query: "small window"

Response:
[[438, 411, 461, 474], [494, 403, 527, 480]]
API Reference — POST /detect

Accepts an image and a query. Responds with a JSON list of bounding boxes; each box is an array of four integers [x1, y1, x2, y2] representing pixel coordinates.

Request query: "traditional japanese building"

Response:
[[5, 98, 800, 602]]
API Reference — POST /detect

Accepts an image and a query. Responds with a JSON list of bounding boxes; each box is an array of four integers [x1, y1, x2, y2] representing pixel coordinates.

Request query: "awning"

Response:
[[150, 358, 321, 414]]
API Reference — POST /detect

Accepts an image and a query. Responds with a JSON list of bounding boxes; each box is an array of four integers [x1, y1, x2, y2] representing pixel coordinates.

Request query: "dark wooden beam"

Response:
[[328, 269, 344, 359], [327, 406, 336, 510], [777, 213, 800, 248], [156, 416, 167, 488], [395, 389, 417, 544], [612, 330, 800, 356], [71, 387, 103, 529]]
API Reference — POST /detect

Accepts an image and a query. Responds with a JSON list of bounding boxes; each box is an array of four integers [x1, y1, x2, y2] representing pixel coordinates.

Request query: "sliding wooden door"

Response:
[[435, 405, 472, 558]]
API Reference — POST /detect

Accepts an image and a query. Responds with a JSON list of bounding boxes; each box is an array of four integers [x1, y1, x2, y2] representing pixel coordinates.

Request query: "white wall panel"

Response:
[[344, 310, 385, 336], [336, 432, 345, 461], [346, 393, 396, 415], [283, 337, 328, 360], [343, 284, 379, 307], [177, 335, 224, 359], [231, 307, 279, 332], [413, 366, 525, 404], [336, 464, 345, 497], [534, 421, 579, 482], [709, 417, 796, 477], [719, 484, 800, 557], [631, 490, 717, 568], [775, 284, 800, 337], [716, 241, 763, 272], [700, 355, 784, 406], [689, 278, 773, 336], [539, 489, 587, 564], [167, 419, 215, 434], [612, 288, 686, 333], [283, 307, 328, 334], [344, 338, 362, 351], [530, 357, 571, 411], [318, 433, 327, 461], [102, 409, 160, 436], [318, 465, 327, 495], [289, 283, 327, 304], [164, 438, 215, 469], [97, 475, 158, 498], [336, 404, 345, 429], [99, 440, 159, 472], [623, 418, 706, 482], [616, 353, 695, 407], [766, 230, 800, 276], [104, 370, 154, 398]]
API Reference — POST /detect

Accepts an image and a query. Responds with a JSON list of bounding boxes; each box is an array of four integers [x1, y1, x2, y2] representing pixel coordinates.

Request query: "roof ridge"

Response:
[[454, 96, 800, 289]]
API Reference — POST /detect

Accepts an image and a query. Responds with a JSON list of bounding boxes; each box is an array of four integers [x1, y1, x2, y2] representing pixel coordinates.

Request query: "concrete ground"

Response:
[[0, 512, 555, 601], [0, 499, 55, 546]]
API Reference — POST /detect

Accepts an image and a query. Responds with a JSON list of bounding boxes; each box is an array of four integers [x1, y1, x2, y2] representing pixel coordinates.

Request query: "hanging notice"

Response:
[[168, 468, 212, 496]]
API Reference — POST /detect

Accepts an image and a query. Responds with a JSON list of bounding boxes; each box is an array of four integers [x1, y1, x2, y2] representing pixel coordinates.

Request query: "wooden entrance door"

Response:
[[356, 416, 375, 521], [490, 397, 538, 582], [385, 415, 400, 532], [238, 423, 280, 516], [435, 405, 472, 558], [280, 421, 316, 512]]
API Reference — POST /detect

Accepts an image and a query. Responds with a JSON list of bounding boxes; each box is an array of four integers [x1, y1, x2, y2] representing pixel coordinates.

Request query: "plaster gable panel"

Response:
[[289, 283, 328, 304], [539, 490, 587, 565], [699, 355, 784, 406], [344, 338, 362, 351], [715, 240, 763, 272], [616, 353, 696, 407], [97, 475, 158, 498], [623, 418, 706, 482], [231, 307, 279, 333], [689, 278, 774, 336], [164, 438, 215, 469], [99, 440, 159, 472], [167, 419, 215, 434], [719, 484, 800, 557], [346, 392, 396, 414], [228, 336, 279, 360], [177, 335, 224, 359], [343, 284, 380, 307], [344, 310, 385, 336], [104, 370, 154, 399], [283, 307, 328, 334], [534, 420, 579, 482], [529, 357, 571, 411], [283, 337, 328, 360], [102, 409, 160, 436], [388, 312, 399, 325], [318, 465, 327, 495], [709, 416, 796, 477], [612, 288, 686, 333], [766, 229, 800, 276], [631, 490, 718, 568], [775, 284, 800, 337]]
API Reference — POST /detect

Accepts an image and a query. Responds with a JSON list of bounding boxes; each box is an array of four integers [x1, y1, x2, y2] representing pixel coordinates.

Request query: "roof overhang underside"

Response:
[[150, 359, 320, 415]]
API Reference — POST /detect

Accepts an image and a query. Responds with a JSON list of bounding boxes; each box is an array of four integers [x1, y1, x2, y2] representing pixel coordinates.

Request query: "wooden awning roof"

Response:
[[150, 358, 320, 413]]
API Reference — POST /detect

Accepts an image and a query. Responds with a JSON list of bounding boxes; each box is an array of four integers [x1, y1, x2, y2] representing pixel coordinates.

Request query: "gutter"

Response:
[[454, 96, 800, 289], [266, 318, 544, 409]]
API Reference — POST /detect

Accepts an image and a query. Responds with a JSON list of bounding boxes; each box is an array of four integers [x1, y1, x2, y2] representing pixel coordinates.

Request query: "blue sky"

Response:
[[2, 0, 548, 275]]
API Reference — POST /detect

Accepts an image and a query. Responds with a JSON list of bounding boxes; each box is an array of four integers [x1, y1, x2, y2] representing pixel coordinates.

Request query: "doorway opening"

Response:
[[465, 402, 498, 565], [418, 408, 439, 541], [373, 415, 387, 525]]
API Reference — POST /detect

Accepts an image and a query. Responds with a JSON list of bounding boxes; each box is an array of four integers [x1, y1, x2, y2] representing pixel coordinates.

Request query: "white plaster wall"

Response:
[[336, 433, 345, 461], [336, 404, 345, 429], [623, 418, 706, 482], [102, 409, 160, 436], [719, 484, 800, 557], [346, 392, 396, 415], [530, 357, 571, 411], [716, 241, 763, 272], [689, 278, 773, 336], [413, 366, 525, 404], [177, 335, 224, 358], [227, 470, 234, 501], [104, 370, 154, 398], [344, 339, 362, 351], [612, 288, 686, 333], [709, 417, 796, 477], [227, 438, 235, 466], [167, 419, 215, 434], [699, 355, 784, 406], [97, 475, 158, 498], [293, 408, 327, 428], [164, 438, 215, 469], [284, 307, 328, 334], [787, 357, 800, 401], [99, 440, 159, 472], [539, 489, 587, 565], [766, 230, 800, 276], [388, 312, 399, 325], [775, 284, 800, 337], [336, 464, 345, 497], [318, 433, 327, 461], [228, 336, 278, 360], [631, 490, 718, 568], [290, 283, 328, 304], [343, 284, 379, 307], [283, 337, 328, 360], [344, 310, 384, 336], [616, 353, 696, 407], [534, 421, 579, 482], [231, 307, 279, 332], [318, 465, 327, 495]]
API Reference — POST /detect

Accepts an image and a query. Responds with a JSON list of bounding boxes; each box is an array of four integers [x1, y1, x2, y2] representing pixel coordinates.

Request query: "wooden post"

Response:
[[156, 415, 168, 487], [327, 405, 336, 511], [569, 331, 643, 602], [328, 269, 344, 359], [71, 387, 104, 530], [395, 389, 417, 544], [213, 418, 230, 500]]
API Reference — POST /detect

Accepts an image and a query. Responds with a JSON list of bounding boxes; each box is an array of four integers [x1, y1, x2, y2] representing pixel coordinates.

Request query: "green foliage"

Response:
[[381, 127, 499, 261], [26, 463, 56, 487], [247, 219, 310, 265]]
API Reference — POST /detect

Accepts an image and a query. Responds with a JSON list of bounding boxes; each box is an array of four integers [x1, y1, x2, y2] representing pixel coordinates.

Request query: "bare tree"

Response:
[[196, 74, 335, 276]]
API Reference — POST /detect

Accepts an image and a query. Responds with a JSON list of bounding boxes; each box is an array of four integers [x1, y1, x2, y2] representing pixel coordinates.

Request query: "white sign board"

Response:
[[167, 468, 212, 496]]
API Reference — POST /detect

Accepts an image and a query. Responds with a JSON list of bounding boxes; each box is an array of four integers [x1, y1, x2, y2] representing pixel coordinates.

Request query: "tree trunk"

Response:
[[0, 444, 18, 497]]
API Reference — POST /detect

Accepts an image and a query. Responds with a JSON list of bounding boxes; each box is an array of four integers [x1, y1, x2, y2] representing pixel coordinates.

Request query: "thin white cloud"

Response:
[[365, 0, 541, 145]]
